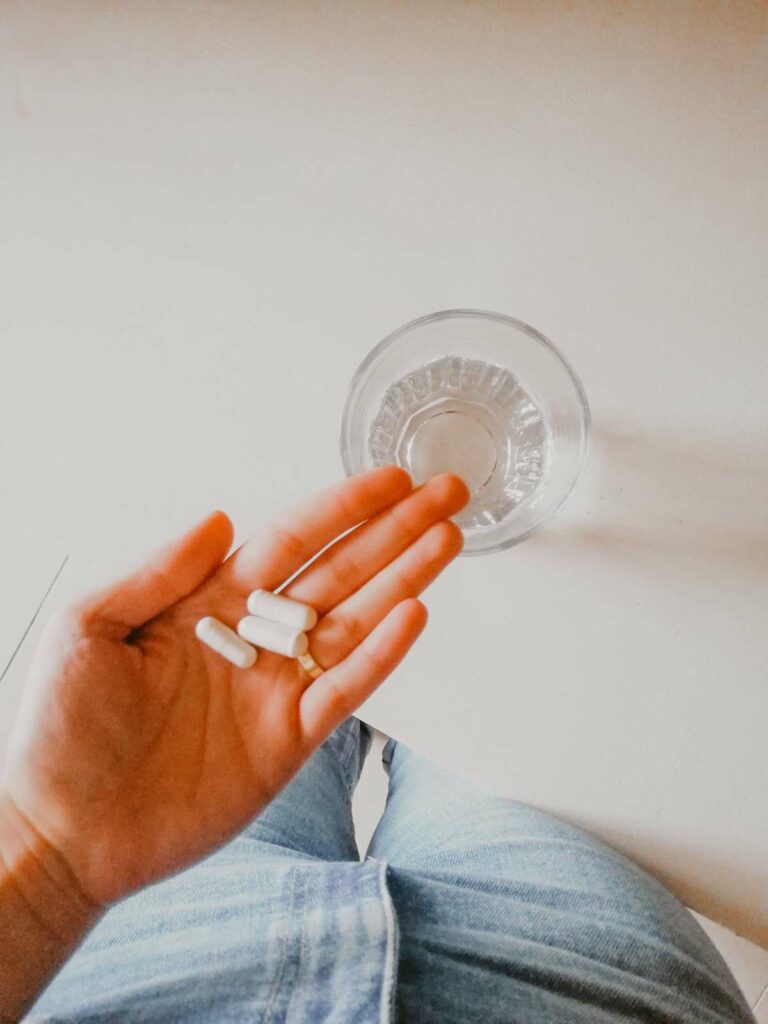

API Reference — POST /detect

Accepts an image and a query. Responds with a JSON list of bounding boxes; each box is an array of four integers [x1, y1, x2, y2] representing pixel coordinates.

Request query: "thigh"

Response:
[[28, 719, 376, 1023], [369, 741, 753, 1024], [242, 714, 371, 861], [29, 855, 394, 1024]]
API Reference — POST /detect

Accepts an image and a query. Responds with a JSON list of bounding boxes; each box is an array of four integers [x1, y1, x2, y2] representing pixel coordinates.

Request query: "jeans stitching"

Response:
[[338, 718, 362, 798], [375, 859, 398, 1024], [284, 868, 310, 1023], [264, 865, 297, 1024]]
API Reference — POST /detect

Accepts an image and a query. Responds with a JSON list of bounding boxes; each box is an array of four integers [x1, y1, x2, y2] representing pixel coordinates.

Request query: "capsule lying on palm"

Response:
[[195, 616, 258, 669], [237, 615, 309, 658]]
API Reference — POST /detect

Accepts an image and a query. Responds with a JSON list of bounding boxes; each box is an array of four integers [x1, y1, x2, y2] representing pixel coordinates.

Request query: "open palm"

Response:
[[1, 468, 467, 908]]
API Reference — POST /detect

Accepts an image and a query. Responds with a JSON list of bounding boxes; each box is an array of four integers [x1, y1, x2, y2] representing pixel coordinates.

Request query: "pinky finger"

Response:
[[299, 598, 428, 748]]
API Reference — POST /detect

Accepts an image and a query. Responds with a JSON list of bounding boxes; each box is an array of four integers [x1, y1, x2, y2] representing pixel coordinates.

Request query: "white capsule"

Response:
[[195, 616, 258, 669], [246, 589, 318, 631], [237, 615, 308, 658]]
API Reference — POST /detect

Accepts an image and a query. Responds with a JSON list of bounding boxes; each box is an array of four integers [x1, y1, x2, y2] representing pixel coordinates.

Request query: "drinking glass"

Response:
[[340, 309, 590, 555]]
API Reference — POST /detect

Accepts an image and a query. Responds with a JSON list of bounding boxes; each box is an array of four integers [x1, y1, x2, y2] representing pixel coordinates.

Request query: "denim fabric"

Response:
[[28, 719, 753, 1023], [371, 740, 754, 1024], [27, 720, 396, 1024]]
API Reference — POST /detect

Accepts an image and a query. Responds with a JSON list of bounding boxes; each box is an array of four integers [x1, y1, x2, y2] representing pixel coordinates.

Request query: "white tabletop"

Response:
[[1, 1, 766, 946]]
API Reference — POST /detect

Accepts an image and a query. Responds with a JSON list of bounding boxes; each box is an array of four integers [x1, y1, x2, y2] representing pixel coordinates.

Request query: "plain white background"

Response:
[[0, 0, 766, 975]]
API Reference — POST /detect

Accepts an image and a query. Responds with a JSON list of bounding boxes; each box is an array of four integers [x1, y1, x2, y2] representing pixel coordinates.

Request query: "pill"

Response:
[[246, 589, 318, 631], [237, 616, 309, 658], [195, 616, 258, 669]]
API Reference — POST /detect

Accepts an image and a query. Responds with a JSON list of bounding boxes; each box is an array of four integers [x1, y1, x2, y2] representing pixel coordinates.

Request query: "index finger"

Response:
[[220, 466, 412, 592]]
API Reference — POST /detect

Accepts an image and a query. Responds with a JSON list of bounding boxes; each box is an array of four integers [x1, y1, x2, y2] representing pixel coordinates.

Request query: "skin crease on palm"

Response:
[[0, 467, 469, 911]]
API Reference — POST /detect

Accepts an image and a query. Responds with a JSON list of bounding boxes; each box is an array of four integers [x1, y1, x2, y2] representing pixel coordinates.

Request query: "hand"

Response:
[[0, 468, 468, 910]]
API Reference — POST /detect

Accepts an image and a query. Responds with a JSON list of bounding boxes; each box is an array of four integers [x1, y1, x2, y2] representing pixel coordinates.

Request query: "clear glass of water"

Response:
[[340, 309, 590, 555]]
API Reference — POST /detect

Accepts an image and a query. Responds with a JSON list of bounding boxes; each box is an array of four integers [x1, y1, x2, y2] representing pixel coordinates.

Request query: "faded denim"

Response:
[[28, 718, 753, 1023]]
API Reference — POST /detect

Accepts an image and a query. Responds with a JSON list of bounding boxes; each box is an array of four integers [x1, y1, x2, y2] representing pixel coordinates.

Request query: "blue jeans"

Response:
[[29, 719, 753, 1023]]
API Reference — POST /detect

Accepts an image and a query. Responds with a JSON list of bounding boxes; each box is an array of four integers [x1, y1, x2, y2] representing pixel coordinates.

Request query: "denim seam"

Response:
[[375, 858, 398, 1024], [338, 719, 361, 798], [284, 867, 310, 1023], [263, 865, 297, 1024]]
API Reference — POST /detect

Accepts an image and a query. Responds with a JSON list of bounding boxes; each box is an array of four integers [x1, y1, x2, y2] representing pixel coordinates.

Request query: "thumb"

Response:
[[77, 511, 234, 637]]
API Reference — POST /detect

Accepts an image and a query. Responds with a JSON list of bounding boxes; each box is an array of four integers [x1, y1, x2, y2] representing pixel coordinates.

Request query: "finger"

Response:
[[284, 473, 469, 613], [311, 520, 462, 665], [221, 466, 412, 592], [77, 511, 234, 636], [299, 598, 427, 747]]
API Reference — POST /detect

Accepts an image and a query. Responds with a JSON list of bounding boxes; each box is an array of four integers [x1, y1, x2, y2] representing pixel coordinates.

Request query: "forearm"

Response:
[[0, 793, 99, 1023]]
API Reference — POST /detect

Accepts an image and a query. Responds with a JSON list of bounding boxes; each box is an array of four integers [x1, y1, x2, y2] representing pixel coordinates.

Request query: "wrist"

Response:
[[0, 789, 99, 937], [0, 790, 100, 1020]]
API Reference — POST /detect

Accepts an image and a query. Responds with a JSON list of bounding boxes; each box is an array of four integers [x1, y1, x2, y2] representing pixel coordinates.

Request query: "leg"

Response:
[[30, 719, 389, 1023], [368, 741, 754, 1024], [239, 712, 372, 861]]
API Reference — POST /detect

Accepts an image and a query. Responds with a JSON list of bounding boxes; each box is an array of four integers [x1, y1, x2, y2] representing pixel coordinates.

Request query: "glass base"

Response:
[[369, 356, 548, 529], [406, 408, 497, 494]]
